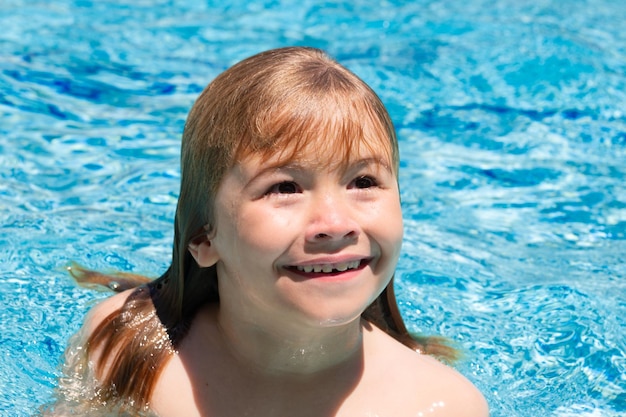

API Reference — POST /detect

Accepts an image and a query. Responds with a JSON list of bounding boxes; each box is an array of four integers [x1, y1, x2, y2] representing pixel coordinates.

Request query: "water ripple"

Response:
[[1, 0, 625, 416]]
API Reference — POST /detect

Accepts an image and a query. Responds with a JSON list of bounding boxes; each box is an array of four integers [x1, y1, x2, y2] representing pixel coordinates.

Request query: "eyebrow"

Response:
[[348, 157, 393, 173], [261, 156, 391, 175]]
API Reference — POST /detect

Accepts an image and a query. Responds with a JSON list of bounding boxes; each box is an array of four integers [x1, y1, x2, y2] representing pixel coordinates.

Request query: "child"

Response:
[[46, 47, 488, 416]]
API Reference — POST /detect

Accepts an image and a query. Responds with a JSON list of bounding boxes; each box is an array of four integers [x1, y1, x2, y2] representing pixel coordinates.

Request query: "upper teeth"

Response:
[[295, 260, 361, 273]]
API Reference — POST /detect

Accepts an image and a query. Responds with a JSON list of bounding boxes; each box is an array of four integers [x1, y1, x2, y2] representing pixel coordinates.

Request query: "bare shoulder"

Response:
[[408, 353, 489, 417], [363, 325, 489, 417], [43, 290, 141, 416], [83, 289, 134, 334], [75, 289, 137, 374]]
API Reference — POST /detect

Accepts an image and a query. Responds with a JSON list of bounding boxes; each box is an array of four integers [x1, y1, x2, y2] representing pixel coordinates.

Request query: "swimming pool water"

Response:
[[1, 0, 625, 416]]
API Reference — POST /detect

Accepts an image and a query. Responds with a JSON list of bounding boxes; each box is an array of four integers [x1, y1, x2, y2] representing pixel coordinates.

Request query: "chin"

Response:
[[315, 316, 362, 328], [278, 283, 385, 329], [297, 304, 368, 329]]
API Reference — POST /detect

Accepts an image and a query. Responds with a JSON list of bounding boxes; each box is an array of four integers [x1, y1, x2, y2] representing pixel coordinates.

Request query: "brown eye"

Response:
[[352, 176, 377, 189], [267, 181, 300, 194]]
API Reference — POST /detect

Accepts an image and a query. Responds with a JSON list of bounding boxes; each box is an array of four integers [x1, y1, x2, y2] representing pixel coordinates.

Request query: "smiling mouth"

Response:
[[289, 259, 365, 274]]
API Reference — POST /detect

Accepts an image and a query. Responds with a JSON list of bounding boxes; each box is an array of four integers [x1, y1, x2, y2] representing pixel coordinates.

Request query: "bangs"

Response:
[[234, 84, 398, 174]]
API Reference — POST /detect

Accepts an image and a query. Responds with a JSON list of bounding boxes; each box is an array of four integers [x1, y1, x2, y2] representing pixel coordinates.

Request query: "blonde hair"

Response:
[[84, 47, 456, 409]]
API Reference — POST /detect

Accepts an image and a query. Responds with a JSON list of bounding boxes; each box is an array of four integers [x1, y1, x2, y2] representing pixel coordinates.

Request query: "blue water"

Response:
[[1, 0, 625, 416]]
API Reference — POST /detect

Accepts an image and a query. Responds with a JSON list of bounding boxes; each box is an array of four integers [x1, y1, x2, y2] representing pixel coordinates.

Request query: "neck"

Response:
[[216, 307, 364, 377]]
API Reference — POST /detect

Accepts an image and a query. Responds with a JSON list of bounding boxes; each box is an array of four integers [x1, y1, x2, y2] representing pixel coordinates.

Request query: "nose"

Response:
[[305, 193, 360, 243]]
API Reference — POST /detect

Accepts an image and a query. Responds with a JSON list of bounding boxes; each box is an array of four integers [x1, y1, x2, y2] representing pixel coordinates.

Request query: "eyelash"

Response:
[[264, 175, 378, 196]]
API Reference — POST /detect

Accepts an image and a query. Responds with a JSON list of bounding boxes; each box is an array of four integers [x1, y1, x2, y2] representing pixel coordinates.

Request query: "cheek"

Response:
[[230, 206, 297, 253], [378, 199, 404, 258], [392, 219, 405, 256]]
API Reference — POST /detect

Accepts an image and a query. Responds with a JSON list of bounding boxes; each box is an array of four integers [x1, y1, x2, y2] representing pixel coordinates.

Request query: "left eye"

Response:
[[351, 176, 377, 189]]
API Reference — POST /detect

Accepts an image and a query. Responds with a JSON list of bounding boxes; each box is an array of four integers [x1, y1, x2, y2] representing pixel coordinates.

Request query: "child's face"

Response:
[[201, 138, 403, 330]]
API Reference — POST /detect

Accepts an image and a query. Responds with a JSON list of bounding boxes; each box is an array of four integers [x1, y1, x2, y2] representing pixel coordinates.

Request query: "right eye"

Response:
[[351, 175, 378, 189], [265, 181, 301, 195]]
